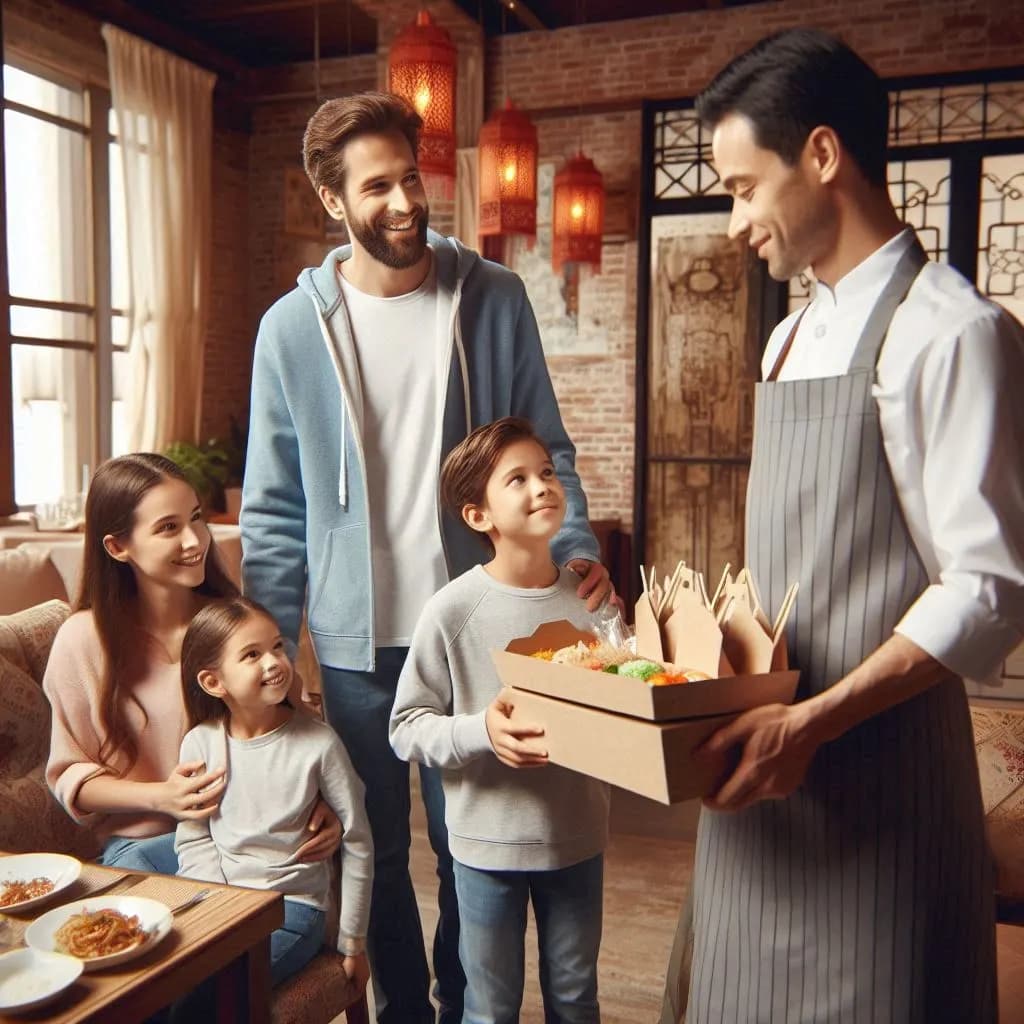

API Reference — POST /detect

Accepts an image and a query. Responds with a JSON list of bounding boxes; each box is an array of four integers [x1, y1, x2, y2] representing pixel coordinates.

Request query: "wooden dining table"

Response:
[[0, 855, 282, 1023]]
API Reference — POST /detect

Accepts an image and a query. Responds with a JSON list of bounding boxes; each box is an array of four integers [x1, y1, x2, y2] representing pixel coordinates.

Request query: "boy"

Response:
[[390, 417, 610, 1024]]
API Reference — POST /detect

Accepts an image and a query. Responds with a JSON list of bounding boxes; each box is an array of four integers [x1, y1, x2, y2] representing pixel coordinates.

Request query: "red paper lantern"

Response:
[[388, 10, 457, 197], [552, 153, 605, 272], [478, 99, 538, 238]]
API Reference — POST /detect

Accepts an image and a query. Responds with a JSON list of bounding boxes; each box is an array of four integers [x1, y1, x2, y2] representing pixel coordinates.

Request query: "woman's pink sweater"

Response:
[[43, 610, 189, 842]]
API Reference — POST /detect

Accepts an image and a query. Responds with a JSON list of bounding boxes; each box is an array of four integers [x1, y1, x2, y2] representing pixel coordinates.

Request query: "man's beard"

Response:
[[346, 204, 430, 270]]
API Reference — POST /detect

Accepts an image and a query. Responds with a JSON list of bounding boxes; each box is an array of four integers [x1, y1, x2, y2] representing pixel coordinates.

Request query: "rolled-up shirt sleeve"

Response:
[[892, 307, 1024, 680]]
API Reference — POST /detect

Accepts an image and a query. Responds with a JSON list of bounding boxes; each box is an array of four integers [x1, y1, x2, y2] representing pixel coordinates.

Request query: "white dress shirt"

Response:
[[763, 228, 1024, 683]]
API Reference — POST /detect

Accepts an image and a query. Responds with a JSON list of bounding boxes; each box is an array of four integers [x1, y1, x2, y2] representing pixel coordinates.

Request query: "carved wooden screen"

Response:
[[644, 214, 763, 583]]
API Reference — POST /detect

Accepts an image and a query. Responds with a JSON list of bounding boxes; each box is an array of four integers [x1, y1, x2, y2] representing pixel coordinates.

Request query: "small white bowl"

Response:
[[26, 895, 173, 972], [0, 853, 81, 913], [0, 948, 83, 1013]]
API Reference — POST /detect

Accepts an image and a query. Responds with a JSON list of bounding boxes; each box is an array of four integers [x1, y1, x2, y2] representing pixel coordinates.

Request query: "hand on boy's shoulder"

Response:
[[485, 688, 549, 769]]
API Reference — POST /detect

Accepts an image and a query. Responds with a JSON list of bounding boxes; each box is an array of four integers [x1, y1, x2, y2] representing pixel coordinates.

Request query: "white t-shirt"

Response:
[[338, 259, 448, 646], [762, 229, 1024, 683]]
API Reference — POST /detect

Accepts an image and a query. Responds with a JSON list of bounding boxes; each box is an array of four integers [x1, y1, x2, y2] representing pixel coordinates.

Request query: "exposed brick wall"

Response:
[[202, 114, 251, 441], [483, 0, 1024, 531], [247, 55, 378, 333], [487, 0, 1024, 113]]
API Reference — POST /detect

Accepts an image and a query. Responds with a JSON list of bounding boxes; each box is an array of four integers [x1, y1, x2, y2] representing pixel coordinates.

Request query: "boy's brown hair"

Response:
[[440, 417, 552, 553], [303, 91, 422, 198]]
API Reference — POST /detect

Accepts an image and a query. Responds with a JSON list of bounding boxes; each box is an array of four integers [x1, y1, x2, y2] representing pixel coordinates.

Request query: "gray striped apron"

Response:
[[687, 241, 996, 1023]]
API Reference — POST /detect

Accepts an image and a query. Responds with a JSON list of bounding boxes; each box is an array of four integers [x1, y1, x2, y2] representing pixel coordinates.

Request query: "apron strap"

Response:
[[765, 234, 928, 383], [766, 308, 808, 382], [849, 236, 928, 372]]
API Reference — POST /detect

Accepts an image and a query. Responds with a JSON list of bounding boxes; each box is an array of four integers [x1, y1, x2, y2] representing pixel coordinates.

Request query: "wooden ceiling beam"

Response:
[[64, 0, 248, 78], [177, 0, 322, 21]]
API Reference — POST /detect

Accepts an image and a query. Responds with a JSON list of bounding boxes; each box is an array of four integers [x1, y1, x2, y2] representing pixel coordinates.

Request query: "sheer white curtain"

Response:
[[101, 24, 215, 450]]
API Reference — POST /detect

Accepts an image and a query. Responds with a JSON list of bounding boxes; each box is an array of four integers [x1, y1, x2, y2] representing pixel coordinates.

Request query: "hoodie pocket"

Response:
[[307, 523, 371, 639]]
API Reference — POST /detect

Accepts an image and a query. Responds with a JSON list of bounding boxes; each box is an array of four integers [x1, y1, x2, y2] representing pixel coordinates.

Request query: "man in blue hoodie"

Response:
[[241, 91, 611, 1024]]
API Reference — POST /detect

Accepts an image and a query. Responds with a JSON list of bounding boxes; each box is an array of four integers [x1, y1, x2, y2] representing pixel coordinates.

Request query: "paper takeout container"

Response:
[[493, 606, 798, 806]]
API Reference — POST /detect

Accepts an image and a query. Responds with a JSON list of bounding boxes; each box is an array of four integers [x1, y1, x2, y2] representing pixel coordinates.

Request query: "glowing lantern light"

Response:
[[388, 10, 457, 197], [478, 99, 538, 238], [552, 152, 605, 272]]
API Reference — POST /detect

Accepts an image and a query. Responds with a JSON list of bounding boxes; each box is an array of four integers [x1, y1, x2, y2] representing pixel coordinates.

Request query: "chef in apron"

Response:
[[680, 28, 1024, 1023]]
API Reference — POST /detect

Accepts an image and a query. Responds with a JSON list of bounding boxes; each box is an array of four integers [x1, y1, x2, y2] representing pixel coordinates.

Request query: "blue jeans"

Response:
[[321, 647, 464, 1024], [272, 900, 326, 986], [453, 855, 604, 1024], [100, 834, 178, 874]]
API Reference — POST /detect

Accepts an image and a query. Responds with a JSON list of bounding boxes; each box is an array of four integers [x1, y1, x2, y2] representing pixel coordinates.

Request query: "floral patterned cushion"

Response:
[[0, 600, 101, 860], [271, 951, 365, 1024], [970, 705, 1024, 901]]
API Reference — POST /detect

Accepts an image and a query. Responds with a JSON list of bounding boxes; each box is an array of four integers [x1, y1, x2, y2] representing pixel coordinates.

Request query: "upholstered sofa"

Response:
[[0, 591, 368, 1023]]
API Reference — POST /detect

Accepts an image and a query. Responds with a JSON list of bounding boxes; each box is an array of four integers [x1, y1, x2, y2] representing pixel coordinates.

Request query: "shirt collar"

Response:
[[811, 227, 916, 310]]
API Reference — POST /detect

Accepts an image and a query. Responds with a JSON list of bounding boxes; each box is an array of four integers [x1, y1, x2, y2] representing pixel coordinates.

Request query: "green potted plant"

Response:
[[164, 439, 230, 513], [211, 415, 248, 521]]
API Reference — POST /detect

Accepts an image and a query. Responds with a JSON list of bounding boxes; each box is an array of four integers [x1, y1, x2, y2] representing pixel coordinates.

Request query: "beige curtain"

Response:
[[101, 24, 215, 450]]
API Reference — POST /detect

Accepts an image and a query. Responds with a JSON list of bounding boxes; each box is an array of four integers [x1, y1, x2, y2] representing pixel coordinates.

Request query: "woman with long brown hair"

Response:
[[43, 453, 338, 872]]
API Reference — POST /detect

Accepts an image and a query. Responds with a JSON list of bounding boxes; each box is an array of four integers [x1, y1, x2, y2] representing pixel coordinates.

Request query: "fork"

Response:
[[168, 889, 212, 916]]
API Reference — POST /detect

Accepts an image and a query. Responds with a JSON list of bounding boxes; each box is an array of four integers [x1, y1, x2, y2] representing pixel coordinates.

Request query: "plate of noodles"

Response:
[[25, 896, 173, 971], [0, 853, 81, 913]]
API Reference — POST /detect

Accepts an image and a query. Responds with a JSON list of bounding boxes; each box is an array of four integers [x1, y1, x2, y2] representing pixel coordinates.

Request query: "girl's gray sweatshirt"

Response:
[[389, 565, 610, 871]]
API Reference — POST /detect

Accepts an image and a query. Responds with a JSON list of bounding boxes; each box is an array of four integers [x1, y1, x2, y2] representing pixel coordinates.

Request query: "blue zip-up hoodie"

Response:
[[241, 230, 599, 672]]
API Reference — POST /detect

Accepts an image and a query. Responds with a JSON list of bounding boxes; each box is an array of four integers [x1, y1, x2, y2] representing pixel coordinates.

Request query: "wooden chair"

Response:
[[271, 953, 369, 1024]]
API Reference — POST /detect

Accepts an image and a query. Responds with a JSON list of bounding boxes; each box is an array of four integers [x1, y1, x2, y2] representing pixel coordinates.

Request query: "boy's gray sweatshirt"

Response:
[[389, 565, 610, 871]]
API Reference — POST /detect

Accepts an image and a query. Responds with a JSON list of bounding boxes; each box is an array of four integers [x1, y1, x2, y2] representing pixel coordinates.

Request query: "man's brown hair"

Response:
[[440, 418, 552, 552], [303, 91, 422, 198]]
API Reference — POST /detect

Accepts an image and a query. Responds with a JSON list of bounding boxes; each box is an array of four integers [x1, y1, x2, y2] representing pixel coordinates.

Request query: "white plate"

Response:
[[0, 948, 83, 1012], [0, 853, 81, 913], [25, 895, 173, 971]]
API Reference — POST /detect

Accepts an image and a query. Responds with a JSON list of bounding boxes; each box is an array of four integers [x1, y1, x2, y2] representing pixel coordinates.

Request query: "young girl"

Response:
[[43, 453, 339, 874], [176, 597, 372, 990]]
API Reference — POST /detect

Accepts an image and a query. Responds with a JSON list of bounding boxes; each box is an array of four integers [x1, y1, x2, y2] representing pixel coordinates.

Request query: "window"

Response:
[[2, 60, 129, 509]]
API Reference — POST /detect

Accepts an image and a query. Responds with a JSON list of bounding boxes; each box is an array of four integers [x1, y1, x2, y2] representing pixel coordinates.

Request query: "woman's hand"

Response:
[[154, 760, 226, 820], [295, 797, 342, 862], [341, 951, 370, 995]]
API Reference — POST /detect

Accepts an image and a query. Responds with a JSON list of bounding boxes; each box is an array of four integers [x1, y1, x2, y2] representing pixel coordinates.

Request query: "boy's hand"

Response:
[[485, 691, 549, 768], [341, 951, 370, 995]]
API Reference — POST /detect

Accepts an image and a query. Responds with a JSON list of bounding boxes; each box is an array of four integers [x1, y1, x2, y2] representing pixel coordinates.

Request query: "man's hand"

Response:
[[485, 690, 549, 769], [699, 703, 821, 812], [565, 558, 618, 613], [295, 797, 342, 862]]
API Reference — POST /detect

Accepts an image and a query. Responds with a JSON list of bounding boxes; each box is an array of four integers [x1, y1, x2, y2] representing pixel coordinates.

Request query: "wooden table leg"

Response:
[[215, 936, 271, 1024]]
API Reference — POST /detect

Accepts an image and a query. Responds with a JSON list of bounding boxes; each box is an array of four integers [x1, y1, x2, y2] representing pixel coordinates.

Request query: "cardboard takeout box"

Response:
[[492, 565, 800, 804]]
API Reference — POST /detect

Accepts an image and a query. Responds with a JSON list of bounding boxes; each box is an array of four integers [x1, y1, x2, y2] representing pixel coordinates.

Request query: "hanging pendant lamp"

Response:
[[388, 10, 457, 197], [478, 99, 538, 238], [552, 152, 605, 272]]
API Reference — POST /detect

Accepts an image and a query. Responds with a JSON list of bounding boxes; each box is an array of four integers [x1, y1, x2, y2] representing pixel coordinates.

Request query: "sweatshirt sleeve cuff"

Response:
[[894, 583, 1023, 683], [452, 711, 493, 762], [55, 763, 109, 825], [337, 935, 366, 957]]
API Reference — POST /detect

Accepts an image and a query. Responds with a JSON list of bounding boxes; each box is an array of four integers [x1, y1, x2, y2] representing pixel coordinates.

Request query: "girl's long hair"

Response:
[[77, 453, 239, 773], [181, 598, 279, 729]]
